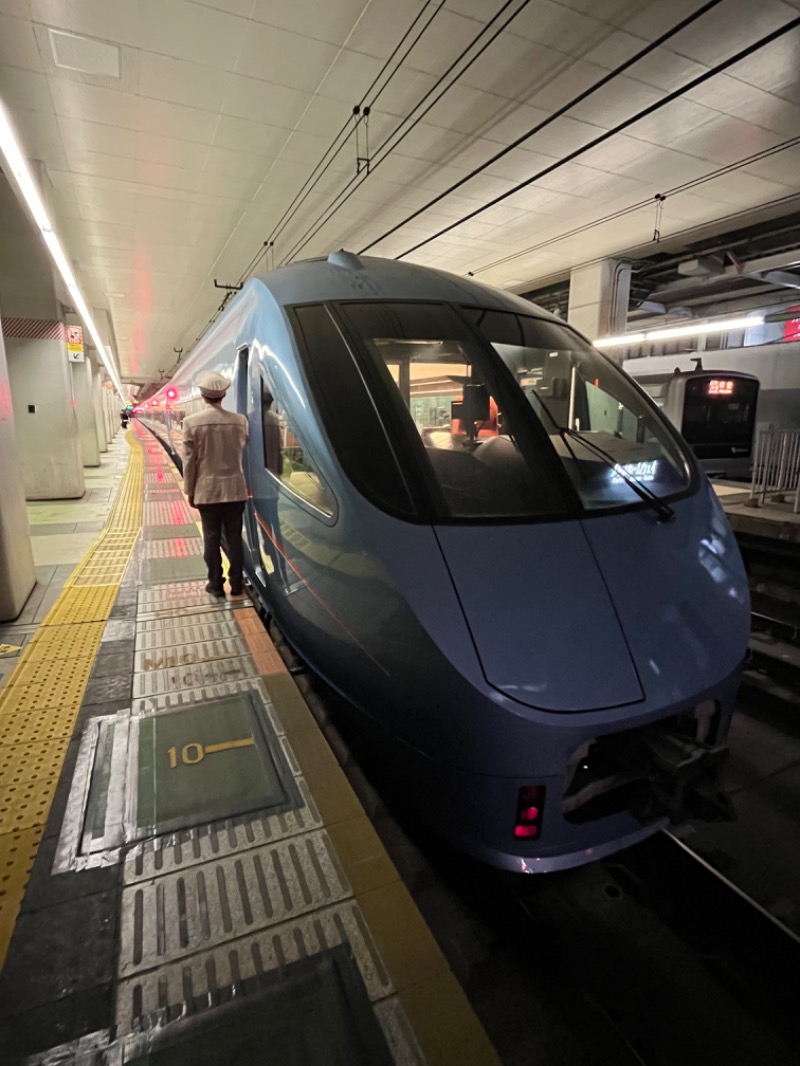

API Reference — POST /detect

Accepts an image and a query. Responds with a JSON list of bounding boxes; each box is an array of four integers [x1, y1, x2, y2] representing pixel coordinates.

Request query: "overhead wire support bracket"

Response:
[[653, 193, 666, 242], [213, 279, 243, 292], [354, 105, 371, 174]]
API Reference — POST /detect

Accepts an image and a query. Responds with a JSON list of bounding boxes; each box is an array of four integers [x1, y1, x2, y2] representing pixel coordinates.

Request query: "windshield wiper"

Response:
[[560, 426, 675, 523]]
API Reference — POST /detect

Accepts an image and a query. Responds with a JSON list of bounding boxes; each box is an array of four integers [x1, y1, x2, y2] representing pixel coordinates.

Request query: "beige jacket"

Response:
[[182, 403, 249, 505]]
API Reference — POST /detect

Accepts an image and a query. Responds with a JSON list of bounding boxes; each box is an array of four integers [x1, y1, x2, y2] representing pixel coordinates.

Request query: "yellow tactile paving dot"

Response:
[[0, 434, 141, 969], [41, 585, 118, 626], [26, 623, 105, 659], [0, 826, 42, 969], [6, 655, 95, 692], [0, 738, 70, 788], [0, 779, 54, 834], [0, 710, 77, 745]]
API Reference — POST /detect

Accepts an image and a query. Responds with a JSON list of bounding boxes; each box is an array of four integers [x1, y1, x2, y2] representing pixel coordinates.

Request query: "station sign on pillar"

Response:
[[567, 260, 632, 364], [67, 324, 100, 467]]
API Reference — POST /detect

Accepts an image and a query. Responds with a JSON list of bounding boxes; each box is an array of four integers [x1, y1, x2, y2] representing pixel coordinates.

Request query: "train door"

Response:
[[234, 346, 260, 572]]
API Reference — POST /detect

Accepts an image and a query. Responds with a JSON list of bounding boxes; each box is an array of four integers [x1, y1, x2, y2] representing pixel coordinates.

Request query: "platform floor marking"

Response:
[[0, 429, 142, 968], [118, 831, 350, 977], [115, 900, 399, 1037]]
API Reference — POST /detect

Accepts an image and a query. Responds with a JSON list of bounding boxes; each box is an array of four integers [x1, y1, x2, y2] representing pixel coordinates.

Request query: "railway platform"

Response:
[[0, 423, 497, 1065]]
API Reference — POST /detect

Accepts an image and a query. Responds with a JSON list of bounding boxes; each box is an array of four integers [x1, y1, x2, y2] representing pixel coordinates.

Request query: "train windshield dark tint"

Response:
[[462, 307, 693, 511], [336, 302, 571, 519]]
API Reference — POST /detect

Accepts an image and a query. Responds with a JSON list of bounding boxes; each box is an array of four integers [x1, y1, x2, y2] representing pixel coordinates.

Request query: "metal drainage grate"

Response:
[[131, 656, 256, 698]]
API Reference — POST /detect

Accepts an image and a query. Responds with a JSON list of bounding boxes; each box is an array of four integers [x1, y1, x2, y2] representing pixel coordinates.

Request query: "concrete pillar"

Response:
[[105, 386, 115, 441], [0, 167, 84, 498], [5, 326, 85, 498], [567, 259, 631, 361], [71, 353, 100, 467], [0, 321, 36, 620], [92, 364, 108, 453]]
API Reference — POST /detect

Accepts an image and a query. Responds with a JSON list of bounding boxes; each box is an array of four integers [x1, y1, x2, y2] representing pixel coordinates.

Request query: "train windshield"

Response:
[[461, 307, 692, 511], [335, 302, 692, 519]]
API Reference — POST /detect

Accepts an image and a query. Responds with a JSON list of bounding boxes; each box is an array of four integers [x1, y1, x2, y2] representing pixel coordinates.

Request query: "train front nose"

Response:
[[433, 521, 643, 713]]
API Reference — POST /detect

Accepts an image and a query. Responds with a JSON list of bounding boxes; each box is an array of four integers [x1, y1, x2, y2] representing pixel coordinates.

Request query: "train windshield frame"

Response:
[[320, 301, 696, 522]]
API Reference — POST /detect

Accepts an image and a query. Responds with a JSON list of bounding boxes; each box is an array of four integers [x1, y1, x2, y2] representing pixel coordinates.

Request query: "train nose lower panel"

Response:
[[433, 522, 643, 712]]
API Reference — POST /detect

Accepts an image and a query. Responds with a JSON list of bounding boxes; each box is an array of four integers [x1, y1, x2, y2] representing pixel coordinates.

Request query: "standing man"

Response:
[[182, 371, 249, 598]]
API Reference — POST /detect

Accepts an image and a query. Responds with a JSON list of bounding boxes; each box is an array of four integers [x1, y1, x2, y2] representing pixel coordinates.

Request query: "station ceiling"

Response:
[[1, 0, 800, 385]]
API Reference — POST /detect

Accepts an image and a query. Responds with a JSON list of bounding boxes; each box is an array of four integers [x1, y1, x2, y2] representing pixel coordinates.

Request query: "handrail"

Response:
[[748, 427, 800, 514]]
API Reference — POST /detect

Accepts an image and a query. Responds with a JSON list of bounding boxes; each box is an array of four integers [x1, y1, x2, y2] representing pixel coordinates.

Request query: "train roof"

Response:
[[254, 251, 566, 325]]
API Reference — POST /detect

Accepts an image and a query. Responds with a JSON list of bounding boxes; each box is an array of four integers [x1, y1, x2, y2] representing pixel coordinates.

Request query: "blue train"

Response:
[[140, 252, 750, 873]]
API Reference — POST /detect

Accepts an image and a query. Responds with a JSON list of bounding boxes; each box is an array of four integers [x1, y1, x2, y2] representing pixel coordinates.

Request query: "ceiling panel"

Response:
[[1, 0, 799, 384]]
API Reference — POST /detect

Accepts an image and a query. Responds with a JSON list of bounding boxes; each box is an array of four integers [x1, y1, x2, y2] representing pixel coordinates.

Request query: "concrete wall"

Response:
[[6, 335, 85, 499], [0, 324, 36, 620]]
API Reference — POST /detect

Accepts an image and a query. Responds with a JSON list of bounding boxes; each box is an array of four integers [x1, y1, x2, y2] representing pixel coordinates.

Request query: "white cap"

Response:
[[195, 370, 230, 399]]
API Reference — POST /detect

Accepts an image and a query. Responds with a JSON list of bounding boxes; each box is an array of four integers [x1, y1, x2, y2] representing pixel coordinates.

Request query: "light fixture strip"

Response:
[[594, 315, 764, 349], [0, 100, 127, 401]]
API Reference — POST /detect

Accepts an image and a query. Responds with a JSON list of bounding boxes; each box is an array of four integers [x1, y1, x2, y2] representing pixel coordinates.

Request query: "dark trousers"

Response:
[[197, 501, 246, 592]]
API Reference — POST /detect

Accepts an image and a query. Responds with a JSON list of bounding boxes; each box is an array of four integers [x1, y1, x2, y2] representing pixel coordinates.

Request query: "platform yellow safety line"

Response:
[[0, 430, 143, 969]]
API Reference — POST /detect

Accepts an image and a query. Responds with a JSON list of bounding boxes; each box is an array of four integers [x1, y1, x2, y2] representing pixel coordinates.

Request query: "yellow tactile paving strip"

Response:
[[0, 431, 142, 969], [237, 615, 500, 1065]]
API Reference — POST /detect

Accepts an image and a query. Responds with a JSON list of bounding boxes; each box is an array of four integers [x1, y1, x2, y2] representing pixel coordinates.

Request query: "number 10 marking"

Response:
[[167, 737, 255, 768]]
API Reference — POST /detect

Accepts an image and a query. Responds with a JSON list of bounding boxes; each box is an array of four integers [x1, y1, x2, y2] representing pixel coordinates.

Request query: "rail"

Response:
[[748, 427, 800, 513]]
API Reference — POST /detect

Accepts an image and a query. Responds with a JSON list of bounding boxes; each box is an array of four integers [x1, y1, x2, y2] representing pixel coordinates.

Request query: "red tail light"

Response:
[[514, 785, 545, 839]]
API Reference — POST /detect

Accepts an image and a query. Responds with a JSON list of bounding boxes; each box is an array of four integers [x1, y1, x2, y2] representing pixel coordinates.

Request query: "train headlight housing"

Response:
[[514, 785, 545, 839]]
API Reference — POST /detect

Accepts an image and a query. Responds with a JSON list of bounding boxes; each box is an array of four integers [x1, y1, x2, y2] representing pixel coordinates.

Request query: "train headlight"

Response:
[[514, 785, 545, 839]]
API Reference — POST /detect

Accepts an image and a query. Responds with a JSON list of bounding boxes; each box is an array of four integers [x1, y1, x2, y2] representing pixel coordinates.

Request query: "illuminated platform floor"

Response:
[[0, 425, 496, 1065]]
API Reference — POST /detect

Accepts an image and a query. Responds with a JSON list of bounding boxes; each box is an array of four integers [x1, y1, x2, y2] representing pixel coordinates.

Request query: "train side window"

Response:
[[259, 368, 335, 516], [290, 304, 418, 519]]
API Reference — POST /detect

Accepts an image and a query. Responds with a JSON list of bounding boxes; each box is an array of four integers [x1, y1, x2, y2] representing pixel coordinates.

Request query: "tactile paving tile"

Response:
[[135, 616, 242, 650], [0, 680, 84, 715], [142, 557, 207, 584], [115, 899, 393, 1035], [25, 623, 105, 660], [0, 737, 70, 788], [123, 778, 322, 884], [143, 523, 201, 541], [41, 585, 118, 626], [134, 638, 249, 673], [7, 654, 95, 692], [0, 778, 54, 833], [0, 825, 43, 964], [144, 538, 203, 559], [143, 500, 194, 526], [132, 679, 278, 724], [118, 830, 350, 977], [132, 657, 257, 698]]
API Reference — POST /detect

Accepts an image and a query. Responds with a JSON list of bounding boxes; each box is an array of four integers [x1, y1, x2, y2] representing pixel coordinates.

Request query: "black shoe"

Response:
[[205, 583, 225, 598], [229, 586, 243, 596]]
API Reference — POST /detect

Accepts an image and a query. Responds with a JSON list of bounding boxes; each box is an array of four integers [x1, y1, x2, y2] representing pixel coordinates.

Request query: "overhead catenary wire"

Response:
[[280, 0, 534, 266], [385, 14, 800, 261], [233, 0, 447, 287], [357, 0, 726, 256]]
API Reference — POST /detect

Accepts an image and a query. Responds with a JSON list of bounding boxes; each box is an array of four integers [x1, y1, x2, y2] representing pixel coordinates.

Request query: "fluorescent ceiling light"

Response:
[[0, 99, 127, 401], [594, 315, 763, 349]]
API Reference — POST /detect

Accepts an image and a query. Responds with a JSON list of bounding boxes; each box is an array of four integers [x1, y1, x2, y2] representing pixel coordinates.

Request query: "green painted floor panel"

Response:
[[136, 694, 297, 834], [122, 947, 392, 1066]]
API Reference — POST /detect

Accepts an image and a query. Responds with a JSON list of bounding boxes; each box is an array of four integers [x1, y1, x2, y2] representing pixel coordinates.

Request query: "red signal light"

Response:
[[514, 785, 545, 839], [166, 387, 178, 401]]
